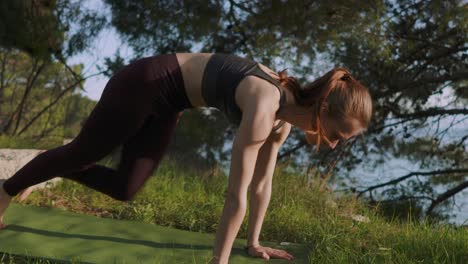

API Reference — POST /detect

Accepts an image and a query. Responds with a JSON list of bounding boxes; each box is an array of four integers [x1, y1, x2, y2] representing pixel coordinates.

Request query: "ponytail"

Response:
[[276, 68, 372, 151]]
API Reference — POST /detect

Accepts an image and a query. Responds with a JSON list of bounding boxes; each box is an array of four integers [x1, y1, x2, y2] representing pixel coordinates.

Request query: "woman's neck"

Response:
[[277, 87, 315, 131]]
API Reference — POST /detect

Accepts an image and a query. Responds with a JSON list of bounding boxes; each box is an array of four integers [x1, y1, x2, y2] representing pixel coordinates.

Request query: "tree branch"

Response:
[[357, 168, 468, 198], [3, 59, 46, 135], [394, 108, 468, 119], [374, 195, 435, 204], [426, 180, 468, 215], [228, 0, 258, 16], [225, 0, 253, 57], [53, 51, 86, 91], [377, 70, 467, 98], [0, 48, 8, 97], [13, 60, 47, 134], [16, 71, 103, 136], [278, 140, 307, 160]]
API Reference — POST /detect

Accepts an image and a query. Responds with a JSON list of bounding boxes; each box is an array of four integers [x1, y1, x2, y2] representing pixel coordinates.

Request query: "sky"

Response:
[[67, 0, 134, 101]]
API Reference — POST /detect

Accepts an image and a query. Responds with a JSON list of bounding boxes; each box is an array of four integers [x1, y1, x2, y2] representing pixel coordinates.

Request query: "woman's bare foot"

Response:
[[0, 179, 13, 229], [17, 186, 34, 202]]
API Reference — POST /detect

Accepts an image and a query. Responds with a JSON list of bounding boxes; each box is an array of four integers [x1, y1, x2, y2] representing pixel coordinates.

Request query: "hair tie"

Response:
[[340, 73, 351, 81]]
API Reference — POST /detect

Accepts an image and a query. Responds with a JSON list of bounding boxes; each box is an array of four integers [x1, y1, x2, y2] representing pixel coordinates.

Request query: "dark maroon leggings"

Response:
[[3, 54, 192, 201]]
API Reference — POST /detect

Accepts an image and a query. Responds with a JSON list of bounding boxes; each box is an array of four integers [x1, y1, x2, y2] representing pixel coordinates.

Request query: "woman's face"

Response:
[[304, 114, 364, 149]]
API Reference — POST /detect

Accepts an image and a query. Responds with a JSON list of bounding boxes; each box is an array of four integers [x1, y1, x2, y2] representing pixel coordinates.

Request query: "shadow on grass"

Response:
[[3, 224, 307, 262], [5, 224, 213, 251]]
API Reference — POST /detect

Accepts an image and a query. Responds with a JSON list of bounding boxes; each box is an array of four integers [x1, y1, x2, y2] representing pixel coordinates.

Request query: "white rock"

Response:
[[351, 214, 370, 223], [378, 247, 392, 251], [0, 148, 61, 191], [325, 199, 338, 208]]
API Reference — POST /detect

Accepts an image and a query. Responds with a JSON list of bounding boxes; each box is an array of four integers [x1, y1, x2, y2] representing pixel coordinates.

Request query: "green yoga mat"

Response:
[[1, 203, 310, 263]]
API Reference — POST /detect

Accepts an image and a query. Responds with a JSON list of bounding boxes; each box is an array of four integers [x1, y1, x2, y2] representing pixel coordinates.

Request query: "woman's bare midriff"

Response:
[[175, 53, 213, 108]]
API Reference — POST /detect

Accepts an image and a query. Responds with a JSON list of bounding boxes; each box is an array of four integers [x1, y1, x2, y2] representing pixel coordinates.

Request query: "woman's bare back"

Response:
[[175, 53, 282, 110]]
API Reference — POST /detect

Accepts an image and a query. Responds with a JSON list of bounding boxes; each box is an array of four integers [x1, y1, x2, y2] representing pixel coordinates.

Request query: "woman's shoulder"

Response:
[[256, 63, 280, 79], [236, 75, 282, 114]]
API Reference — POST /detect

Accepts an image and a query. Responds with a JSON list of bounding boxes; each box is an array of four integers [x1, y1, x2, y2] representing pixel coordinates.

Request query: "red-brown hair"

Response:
[[277, 68, 373, 150]]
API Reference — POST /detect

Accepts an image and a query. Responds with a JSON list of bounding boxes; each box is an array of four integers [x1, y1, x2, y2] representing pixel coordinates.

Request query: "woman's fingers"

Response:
[[266, 248, 295, 260], [248, 246, 295, 261], [248, 247, 267, 259]]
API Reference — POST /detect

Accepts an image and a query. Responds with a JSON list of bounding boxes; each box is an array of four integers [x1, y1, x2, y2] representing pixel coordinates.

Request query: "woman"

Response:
[[0, 53, 372, 263]]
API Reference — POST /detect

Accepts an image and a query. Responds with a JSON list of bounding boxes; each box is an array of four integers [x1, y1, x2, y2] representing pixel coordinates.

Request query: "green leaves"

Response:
[[0, 0, 106, 60]]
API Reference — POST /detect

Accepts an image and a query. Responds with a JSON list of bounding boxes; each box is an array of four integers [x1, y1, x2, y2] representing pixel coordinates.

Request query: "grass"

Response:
[[6, 157, 466, 264], [0, 253, 86, 264]]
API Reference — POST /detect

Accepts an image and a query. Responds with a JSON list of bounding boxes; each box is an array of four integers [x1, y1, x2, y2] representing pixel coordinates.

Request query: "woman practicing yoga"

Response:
[[0, 53, 372, 263]]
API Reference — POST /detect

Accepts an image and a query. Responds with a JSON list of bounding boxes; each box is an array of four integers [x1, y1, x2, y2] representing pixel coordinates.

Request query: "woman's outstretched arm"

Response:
[[211, 88, 279, 264], [247, 123, 291, 250], [246, 122, 294, 261]]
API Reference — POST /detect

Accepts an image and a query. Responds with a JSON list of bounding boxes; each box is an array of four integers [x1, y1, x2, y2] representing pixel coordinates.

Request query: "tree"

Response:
[[0, 0, 107, 146], [0, 48, 96, 146], [331, 0, 467, 217], [103, 0, 467, 219], [0, 0, 107, 59], [1, 0, 457, 219]]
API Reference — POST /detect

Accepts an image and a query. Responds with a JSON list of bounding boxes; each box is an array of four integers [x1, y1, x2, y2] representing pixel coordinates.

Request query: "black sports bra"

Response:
[[201, 53, 286, 131]]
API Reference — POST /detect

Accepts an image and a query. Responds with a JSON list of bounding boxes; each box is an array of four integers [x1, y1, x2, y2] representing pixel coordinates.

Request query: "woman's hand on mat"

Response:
[[247, 245, 294, 261]]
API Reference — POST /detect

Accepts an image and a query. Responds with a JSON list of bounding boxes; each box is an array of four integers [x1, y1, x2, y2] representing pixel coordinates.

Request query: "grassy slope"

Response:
[[4, 158, 468, 263]]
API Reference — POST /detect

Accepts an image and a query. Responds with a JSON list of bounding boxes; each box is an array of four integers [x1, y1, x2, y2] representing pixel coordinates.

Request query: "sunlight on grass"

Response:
[[14, 158, 468, 263]]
